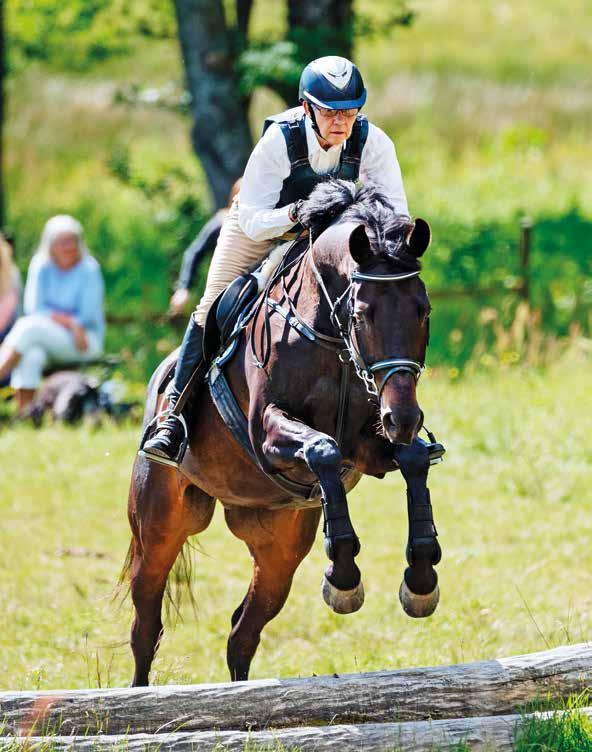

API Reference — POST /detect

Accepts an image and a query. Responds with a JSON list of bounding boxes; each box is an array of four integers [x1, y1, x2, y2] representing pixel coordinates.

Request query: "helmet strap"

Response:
[[308, 103, 321, 135], [305, 101, 331, 148]]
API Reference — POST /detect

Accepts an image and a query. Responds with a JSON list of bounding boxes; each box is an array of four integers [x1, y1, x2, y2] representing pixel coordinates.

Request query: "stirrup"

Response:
[[138, 410, 189, 469]]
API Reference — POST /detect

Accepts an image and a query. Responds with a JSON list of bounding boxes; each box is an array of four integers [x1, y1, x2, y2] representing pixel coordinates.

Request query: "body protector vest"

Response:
[[262, 106, 369, 208]]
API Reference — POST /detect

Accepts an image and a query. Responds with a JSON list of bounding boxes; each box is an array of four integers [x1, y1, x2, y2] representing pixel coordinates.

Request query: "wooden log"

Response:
[[2, 643, 592, 736], [3, 708, 592, 751]]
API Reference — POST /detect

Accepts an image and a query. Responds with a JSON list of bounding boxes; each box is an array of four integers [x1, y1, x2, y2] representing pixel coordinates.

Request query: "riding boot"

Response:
[[140, 314, 205, 467]]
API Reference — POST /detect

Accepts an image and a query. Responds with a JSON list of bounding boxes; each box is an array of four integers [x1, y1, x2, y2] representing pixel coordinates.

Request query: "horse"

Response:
[[123, 180, 442, 685]]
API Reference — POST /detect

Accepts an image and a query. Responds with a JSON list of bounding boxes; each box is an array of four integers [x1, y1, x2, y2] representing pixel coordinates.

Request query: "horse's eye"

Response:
[[354, 303, 372, 322]]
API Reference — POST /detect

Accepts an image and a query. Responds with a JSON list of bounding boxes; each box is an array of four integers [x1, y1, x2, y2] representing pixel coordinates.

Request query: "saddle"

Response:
[[158, 237, 303, 396], [203, 273, 259, 363]]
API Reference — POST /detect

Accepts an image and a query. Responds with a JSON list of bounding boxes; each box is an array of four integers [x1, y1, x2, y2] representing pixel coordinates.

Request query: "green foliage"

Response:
[[8, 0, 175, 71], [239, 41, 301, 98], [424, 208, 592, 366], [238, 2, 415, 100], [5, 0, 592, 381]]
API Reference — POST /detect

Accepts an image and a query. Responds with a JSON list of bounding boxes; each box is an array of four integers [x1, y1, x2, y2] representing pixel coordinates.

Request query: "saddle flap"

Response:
[[216, 274, 259, 341], [203, 274, 259, 363]]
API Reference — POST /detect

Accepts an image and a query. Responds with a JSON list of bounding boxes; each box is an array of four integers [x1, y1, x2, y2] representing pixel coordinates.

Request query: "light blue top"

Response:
[[24, 253, 105, 346]]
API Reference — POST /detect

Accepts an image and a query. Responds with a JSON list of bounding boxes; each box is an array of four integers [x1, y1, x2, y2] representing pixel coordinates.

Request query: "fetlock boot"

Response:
[[140, 314, 205, 467]]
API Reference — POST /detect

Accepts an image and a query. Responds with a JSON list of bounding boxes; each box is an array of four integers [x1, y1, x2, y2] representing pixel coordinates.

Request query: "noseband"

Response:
[[307, 236, 425, 400]]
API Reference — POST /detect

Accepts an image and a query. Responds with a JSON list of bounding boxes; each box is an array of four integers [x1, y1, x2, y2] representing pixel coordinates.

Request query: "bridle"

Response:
[[306, 233, 425, 400]]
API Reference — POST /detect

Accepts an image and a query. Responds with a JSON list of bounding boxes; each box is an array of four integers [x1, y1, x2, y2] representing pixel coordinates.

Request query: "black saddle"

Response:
[[203, 273, 259, 362]]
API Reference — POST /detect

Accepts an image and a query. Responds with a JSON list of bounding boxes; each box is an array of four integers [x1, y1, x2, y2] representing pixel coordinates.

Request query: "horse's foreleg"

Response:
[[224, 506, 321, 681], [260, 404, 364, 615], [394, 439, 441, 618]]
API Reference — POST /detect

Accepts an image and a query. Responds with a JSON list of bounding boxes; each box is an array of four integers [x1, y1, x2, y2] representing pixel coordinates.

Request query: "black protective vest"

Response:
[[262, 106, 369, 208]]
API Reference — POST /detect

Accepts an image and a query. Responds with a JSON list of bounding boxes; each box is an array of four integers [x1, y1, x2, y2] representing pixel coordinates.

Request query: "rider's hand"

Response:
[[72, 323, 89, 352], [170, 288, 190, 315], [288, 200, 304, 225]]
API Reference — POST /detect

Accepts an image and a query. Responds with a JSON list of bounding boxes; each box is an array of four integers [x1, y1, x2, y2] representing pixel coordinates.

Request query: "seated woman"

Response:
[[0, 215, 104, 414], [0, 231, 21, 344]]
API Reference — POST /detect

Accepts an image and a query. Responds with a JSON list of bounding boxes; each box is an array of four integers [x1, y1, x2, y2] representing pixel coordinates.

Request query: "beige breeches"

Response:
[[194, 200, 275, 326]]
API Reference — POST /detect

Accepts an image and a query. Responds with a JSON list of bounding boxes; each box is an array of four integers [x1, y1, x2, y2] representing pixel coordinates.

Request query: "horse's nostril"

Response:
[[383, 407, 422, 444]]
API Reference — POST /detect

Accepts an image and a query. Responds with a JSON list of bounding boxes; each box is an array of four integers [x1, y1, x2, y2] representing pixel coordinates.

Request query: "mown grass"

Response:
[[0, 352, 590, 691]]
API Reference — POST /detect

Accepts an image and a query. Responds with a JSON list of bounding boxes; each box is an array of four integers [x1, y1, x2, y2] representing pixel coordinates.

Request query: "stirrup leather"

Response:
[[138, 409, 189, 468]]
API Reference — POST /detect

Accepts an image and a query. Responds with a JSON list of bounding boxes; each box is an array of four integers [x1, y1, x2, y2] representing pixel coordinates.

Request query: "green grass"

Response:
[[515, 702, 592, 751], [0, 355, 590, 691]]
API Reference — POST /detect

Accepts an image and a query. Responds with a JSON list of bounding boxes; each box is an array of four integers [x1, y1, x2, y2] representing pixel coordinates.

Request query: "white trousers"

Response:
[[194, 200, 274, 326], [5, 315, 102, 389]]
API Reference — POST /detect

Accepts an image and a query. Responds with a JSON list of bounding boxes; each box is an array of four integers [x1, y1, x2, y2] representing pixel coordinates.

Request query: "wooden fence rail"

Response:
[[1, 643, 591, 741], [3, 708, 592, 752]]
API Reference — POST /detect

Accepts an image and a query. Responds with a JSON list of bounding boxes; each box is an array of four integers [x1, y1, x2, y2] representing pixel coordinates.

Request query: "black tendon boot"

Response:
[[140, 314, 205, 467]]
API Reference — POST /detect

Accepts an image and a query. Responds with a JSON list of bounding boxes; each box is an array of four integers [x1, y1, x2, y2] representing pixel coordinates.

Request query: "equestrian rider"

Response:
[[142, 55, 409, 466]]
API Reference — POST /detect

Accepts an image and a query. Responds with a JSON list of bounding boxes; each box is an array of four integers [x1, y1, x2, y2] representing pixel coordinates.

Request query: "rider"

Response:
[[142, 55, 409, 466]]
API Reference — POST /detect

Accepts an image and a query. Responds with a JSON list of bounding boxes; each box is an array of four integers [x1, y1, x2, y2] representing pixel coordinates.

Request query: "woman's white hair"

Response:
[[35, 215, 90, 261]]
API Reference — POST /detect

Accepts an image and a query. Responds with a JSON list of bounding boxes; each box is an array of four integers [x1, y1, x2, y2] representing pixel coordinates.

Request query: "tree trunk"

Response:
[[172, 0, 253, 208], [288, 0, 353, 55], [269, 0, 354, 104]]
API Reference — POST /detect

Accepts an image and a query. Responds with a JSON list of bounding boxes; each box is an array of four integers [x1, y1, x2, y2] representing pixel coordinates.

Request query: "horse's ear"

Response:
[[408, 218, 431, 257], [349, 224, 372, 265]]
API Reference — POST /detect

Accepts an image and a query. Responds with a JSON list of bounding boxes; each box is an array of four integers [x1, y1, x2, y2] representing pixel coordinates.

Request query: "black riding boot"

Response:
[[141, 314, 205, 467]]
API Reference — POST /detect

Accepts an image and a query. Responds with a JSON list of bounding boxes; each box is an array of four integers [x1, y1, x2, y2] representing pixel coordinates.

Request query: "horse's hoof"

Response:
[[321, 575, 365, 614], [399, 579, 439, 618]]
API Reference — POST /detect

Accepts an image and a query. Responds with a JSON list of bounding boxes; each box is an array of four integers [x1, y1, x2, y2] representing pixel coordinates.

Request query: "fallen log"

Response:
[[3, 708, 592, 752], [1, 643, 592, 736]]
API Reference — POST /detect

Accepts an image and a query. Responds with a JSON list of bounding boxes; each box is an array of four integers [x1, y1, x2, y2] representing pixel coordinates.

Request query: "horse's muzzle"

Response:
[[381, 405, 422, 445]]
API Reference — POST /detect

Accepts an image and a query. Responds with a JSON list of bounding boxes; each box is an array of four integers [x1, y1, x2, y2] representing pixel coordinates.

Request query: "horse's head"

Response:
[[305, 182, 431, 445], [346, 218, 431, 445]]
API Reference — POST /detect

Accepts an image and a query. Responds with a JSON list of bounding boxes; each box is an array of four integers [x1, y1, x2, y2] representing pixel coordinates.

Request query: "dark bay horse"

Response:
[[124, 181, 442, 685]]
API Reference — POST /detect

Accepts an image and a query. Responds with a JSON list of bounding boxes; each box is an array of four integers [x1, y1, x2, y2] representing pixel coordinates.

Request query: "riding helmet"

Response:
[[298, 56, 367, 110]]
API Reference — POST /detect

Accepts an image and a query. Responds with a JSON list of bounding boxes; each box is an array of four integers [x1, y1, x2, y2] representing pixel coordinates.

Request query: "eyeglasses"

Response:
[[313, 105, 359, 119]]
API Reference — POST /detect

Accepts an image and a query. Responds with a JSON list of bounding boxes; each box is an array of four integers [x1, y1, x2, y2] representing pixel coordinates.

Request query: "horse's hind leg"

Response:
[[224, 506, 321, 681], [127, 462, 215, 686]]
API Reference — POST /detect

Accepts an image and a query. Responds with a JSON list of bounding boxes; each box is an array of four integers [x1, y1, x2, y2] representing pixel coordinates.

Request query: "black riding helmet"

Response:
[[299, 56, 367, 135]]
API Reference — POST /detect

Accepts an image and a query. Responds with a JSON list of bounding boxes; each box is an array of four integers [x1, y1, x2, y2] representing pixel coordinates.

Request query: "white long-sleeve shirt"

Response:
[[238, 115, 409, 242]]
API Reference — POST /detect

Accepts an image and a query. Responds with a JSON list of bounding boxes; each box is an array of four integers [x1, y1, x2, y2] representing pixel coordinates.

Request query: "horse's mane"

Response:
[[299, 179, 420, 271]]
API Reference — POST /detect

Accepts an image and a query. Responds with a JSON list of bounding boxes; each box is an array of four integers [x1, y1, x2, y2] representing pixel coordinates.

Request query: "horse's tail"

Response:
[[114, 537, 199, 625]]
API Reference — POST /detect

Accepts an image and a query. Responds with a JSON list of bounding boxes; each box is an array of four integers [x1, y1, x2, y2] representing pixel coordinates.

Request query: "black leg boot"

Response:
[[140, 314, 205, 467]]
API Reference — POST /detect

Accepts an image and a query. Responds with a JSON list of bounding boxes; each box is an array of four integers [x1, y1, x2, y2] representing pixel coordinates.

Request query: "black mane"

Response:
[[299, 179, 419, 271]]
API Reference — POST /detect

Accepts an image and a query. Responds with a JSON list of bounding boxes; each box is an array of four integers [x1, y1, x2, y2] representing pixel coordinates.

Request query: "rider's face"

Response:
[[303, 101, 357, 149]]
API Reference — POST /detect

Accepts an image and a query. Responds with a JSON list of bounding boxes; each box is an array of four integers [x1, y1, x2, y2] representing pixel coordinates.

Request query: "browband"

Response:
[[351, 270, 421, 282]]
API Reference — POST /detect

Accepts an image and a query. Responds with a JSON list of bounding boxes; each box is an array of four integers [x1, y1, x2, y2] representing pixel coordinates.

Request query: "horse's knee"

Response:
[[303, 435, 341, 475]]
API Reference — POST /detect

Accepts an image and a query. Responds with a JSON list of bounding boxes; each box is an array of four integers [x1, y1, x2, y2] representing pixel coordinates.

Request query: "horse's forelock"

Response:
[[302, 179, 420, 271]]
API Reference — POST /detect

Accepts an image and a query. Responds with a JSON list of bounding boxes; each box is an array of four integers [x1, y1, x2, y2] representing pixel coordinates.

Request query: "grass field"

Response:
[[0, 351, 590, 692]]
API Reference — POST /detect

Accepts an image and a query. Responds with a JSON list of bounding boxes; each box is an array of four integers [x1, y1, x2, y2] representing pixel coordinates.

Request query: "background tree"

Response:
[[173, 0, 413, 208]]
